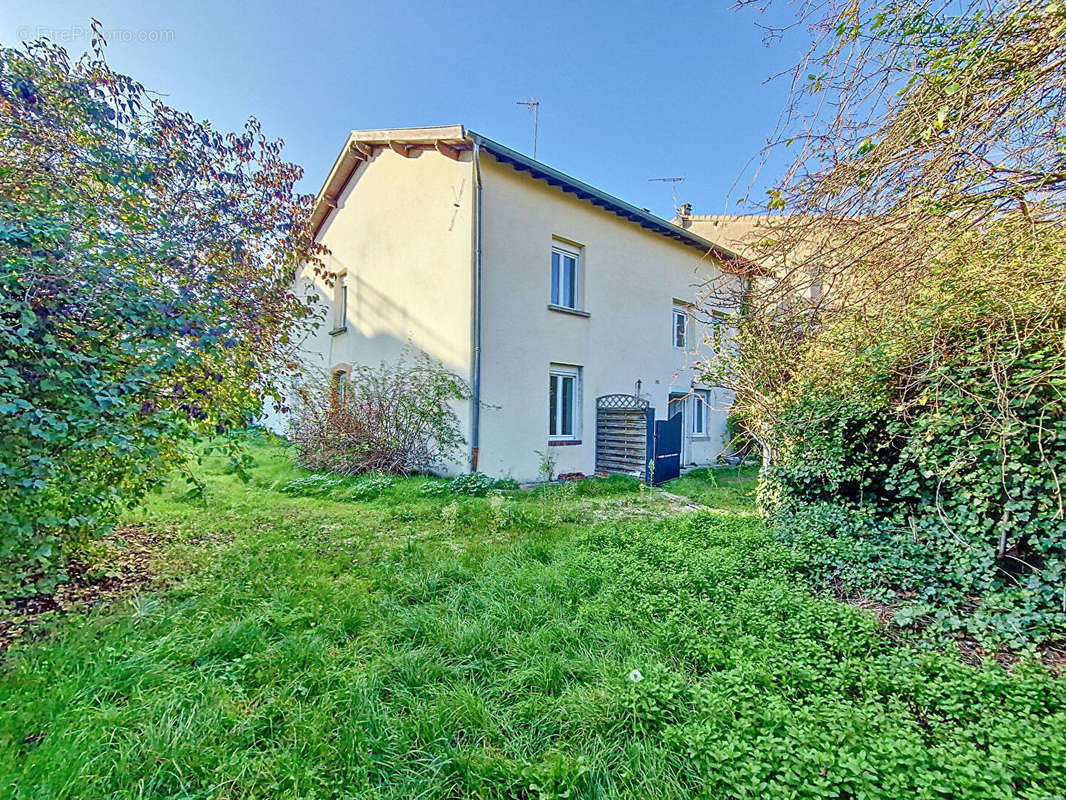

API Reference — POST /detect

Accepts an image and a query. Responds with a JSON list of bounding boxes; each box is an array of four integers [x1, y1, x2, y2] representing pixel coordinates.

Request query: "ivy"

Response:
[[766, 258, 1066, 648]]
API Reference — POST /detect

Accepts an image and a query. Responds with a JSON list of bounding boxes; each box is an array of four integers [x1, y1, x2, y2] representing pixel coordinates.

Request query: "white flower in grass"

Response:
[[628, 669, 644, 683]]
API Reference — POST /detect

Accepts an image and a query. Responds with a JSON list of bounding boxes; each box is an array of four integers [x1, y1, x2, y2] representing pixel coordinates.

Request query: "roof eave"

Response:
[[309, 125, 470, 237], [308, 125, 751, 275], [467, 131, 745, 267]]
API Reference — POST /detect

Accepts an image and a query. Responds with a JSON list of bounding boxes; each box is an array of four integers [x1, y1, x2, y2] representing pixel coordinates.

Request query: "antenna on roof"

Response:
[[648, 176, 686, 215], [515, 97, 540, 159]]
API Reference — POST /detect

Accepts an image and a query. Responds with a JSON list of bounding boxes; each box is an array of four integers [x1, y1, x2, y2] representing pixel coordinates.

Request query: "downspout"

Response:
[[469, 138, 483, 472]]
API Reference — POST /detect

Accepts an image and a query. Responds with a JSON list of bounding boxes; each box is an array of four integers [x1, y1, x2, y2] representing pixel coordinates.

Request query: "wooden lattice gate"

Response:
[[595, 394, 653, 483]]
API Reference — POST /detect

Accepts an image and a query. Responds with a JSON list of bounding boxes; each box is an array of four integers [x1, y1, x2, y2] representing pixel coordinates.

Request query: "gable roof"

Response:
[[310, 125, 747, 267]]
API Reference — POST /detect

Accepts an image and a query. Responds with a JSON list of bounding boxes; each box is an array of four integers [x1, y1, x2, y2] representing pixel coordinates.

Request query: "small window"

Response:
[[691, 389, 711, 435], [335, 273, 349, 331], [551, 244, 580, 309], [333, 368, 350, 404], [672, 306, 688, 349], [548, 365, 580, 440]]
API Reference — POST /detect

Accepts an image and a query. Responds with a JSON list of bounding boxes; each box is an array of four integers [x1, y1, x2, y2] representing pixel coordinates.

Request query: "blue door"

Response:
[[652, 412, 683, 484]]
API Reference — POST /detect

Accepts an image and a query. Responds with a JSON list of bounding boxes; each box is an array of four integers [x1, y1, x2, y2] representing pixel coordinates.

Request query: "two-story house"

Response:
[[293, 125, 747, 482]]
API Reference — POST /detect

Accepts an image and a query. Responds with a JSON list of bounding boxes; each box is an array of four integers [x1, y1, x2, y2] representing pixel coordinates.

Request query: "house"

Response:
[[294, 125, 749, 482], [675, 211, 826, 305]]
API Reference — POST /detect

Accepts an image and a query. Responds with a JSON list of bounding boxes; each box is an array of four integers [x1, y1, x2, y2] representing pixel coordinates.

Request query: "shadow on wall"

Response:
[[259, 323, 472, 477]]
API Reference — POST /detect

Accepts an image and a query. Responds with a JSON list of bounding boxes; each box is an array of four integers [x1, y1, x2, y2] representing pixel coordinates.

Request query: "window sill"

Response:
[[548, 439, 582, 447], [328, 326, 348, 336], [547, 304, 590, 318]]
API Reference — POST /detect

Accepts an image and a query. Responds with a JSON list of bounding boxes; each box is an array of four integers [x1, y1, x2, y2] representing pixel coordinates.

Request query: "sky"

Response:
[[3, 0, 809, 220]]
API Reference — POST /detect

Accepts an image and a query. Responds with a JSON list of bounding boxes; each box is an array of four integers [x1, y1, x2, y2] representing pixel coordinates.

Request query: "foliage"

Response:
[[280, 474, 346, 497], [564, 474, 644, 497], [421, 472, 517, 497], [2, 441, 1064, 799], [765, 290, 1066, 646], [712, 1, 1066, 646], [534, 448, 558, 483], [0, 26, 323, 597], [281, 471, 396, 501], [290, 354, 468, 476], [444, 472, 499, 496]]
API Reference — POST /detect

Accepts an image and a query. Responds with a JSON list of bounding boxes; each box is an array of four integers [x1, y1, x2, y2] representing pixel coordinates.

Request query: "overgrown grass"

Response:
[[1, 439, 1064, 799], [664, 465, 760, 512]]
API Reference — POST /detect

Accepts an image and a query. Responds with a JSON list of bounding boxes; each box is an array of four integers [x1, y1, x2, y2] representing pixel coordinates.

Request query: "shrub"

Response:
[[705, 2, 1066, 648], [765, 283, 1066, 647], [281, 474, 345, 498], [280, 472, 396, 501], [343, 473, 397, 501], [290, 354, 468, 476], [420, 472, 513, 497], [444, 472, 497, 496], [0, 30, 322, 597]]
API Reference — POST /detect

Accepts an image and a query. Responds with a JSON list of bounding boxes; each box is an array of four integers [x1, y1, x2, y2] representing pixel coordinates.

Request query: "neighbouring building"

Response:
[[292, 125, 750, 482], [675, 211, 826, 305]]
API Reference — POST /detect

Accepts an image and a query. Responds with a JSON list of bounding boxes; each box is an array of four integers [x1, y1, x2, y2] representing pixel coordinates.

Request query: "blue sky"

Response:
[[4, 0, 806, 219]]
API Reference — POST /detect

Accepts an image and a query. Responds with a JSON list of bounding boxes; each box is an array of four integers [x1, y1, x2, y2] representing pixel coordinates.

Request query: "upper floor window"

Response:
[[551, 243, 580, 310], [672, 305, 689, 349], [333, 272, 349, 332]]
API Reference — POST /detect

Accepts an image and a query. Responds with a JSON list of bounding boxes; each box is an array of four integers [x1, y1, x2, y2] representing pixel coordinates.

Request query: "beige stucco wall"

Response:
[[291, 146, 475, 474], [476, 154, 738, 481]]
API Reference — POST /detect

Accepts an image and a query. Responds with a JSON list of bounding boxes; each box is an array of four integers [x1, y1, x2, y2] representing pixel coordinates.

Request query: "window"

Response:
[[548, 365, 580, 440], [334, 273, 348, 331], [550, 244, 580, 309], [332, 368, 350, 403], [673, 305, 689, 349], [691, 389, 711, 436]]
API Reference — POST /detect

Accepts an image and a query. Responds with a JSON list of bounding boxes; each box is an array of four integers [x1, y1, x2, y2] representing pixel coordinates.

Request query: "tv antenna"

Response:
[[516, 97, 540, 159], [648, 176, 686, 214]]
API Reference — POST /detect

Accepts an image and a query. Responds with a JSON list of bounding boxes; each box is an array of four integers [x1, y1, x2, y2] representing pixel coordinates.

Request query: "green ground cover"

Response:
[[2, 440, 1063, 799]]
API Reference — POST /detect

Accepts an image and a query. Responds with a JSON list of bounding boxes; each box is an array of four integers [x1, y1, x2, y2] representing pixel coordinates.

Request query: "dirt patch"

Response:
[[0, 524, 173, 654], [842, 590, 1066, 676], [585, 489, 706, 523], [951, 636, 1066, 676], [655, 490, 710, 514]]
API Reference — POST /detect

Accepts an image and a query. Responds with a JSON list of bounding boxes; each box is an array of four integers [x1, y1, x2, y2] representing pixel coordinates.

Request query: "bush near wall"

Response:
[[764, 252, 1066, 649], [290, 355, 468, 477], [708, 1, 1066, 651]]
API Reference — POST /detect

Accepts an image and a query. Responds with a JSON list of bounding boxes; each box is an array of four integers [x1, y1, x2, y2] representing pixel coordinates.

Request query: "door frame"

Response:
[[667, 392, 688, 465]]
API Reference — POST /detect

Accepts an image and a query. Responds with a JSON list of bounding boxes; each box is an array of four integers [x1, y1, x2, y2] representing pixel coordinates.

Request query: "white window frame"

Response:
[[548, 365, 581, 441], [334, 272, 349, 331], [550, 242, 581, 310], [691, 389, 711, 436], [672, 305, 689, 349]]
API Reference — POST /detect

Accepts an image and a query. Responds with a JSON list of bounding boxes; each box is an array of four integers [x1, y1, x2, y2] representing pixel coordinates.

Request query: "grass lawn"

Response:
[[2, 439, 1064, 799]]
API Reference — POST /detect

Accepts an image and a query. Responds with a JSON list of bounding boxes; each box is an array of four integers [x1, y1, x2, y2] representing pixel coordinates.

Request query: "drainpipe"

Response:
[[469, 138, 483, 472]]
